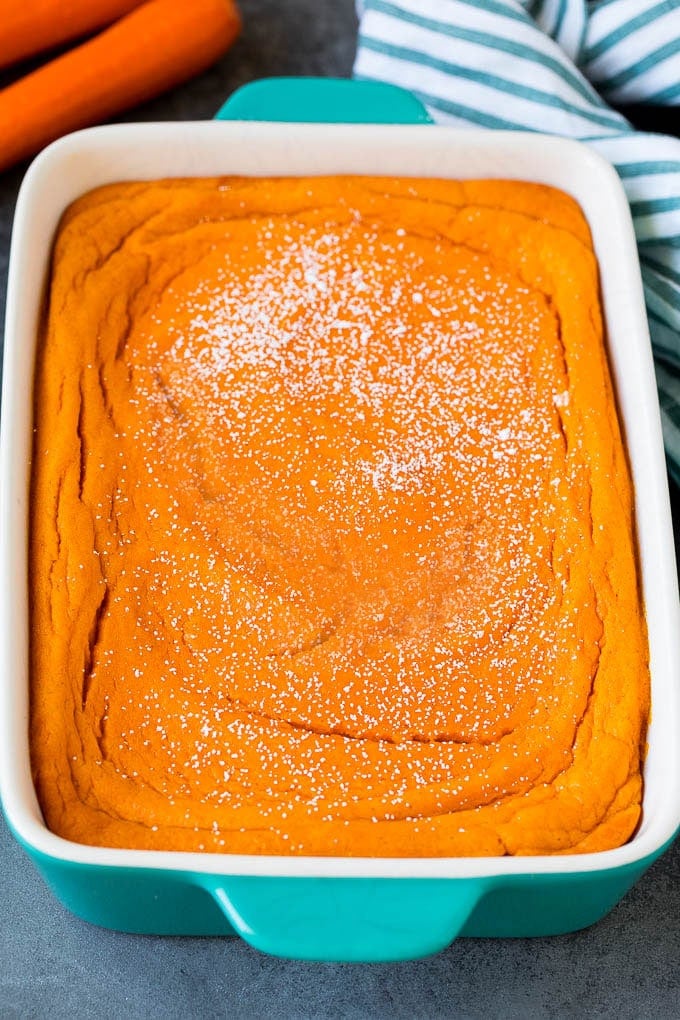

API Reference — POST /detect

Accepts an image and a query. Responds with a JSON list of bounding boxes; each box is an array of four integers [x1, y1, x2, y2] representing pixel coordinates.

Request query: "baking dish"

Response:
[[2, 78, 679, 963]]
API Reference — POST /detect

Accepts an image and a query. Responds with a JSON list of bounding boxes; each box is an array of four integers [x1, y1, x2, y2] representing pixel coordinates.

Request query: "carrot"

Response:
[[0, 0, 241, 173], [0, 0, 145, 71]]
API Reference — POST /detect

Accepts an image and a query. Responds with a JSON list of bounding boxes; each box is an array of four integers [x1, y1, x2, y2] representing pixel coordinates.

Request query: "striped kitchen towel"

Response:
[[354, 0, 680, 482]]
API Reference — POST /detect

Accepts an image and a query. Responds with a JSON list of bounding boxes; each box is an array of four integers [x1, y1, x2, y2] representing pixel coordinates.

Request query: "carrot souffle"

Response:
[[30, 175, 650, 856]]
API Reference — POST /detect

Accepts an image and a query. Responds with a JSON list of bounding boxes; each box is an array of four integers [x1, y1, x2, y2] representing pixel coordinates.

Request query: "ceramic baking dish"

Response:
[[2, 79, 680, 963]]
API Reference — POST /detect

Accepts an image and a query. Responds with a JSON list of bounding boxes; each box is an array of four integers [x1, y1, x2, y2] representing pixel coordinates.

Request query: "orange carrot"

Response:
[[0, 0, 145, 71], [0, 0, 241, 173]]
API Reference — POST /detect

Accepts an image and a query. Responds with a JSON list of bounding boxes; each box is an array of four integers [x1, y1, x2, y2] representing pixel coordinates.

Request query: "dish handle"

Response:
[[214, 76, 433, 125], [194, 875, 484, 962]]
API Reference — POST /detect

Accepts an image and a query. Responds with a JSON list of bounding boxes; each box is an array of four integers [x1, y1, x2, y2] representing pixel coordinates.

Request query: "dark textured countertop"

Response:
[[1, 2, 679, 1016]]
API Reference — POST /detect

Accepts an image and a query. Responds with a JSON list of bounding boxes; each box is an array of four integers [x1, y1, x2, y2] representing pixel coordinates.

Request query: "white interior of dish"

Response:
[[2, 123, 679, 879]]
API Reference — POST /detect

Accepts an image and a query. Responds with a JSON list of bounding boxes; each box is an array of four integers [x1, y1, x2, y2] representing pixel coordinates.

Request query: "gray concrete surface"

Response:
[[1, 1, 679, 1016]]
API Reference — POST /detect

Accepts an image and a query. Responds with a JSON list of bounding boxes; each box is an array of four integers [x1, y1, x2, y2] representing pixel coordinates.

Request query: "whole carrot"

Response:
[[0, 0, 145, 71], [0, 0, 241, 173]]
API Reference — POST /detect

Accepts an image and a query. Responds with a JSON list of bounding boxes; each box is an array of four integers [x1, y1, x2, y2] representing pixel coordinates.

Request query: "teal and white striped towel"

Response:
[[354, 0, 680, 482]]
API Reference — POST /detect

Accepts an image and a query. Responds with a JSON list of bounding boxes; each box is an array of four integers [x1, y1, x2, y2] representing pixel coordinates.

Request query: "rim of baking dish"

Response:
[[2, 123, 679, 879]]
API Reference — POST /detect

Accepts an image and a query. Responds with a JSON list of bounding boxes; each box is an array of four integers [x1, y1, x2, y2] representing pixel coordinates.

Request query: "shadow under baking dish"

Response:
[[1, 79, 679, 962]]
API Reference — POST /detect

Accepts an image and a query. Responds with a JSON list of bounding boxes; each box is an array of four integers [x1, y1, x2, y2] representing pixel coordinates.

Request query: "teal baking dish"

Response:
[[2, 79, 679, 963]]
